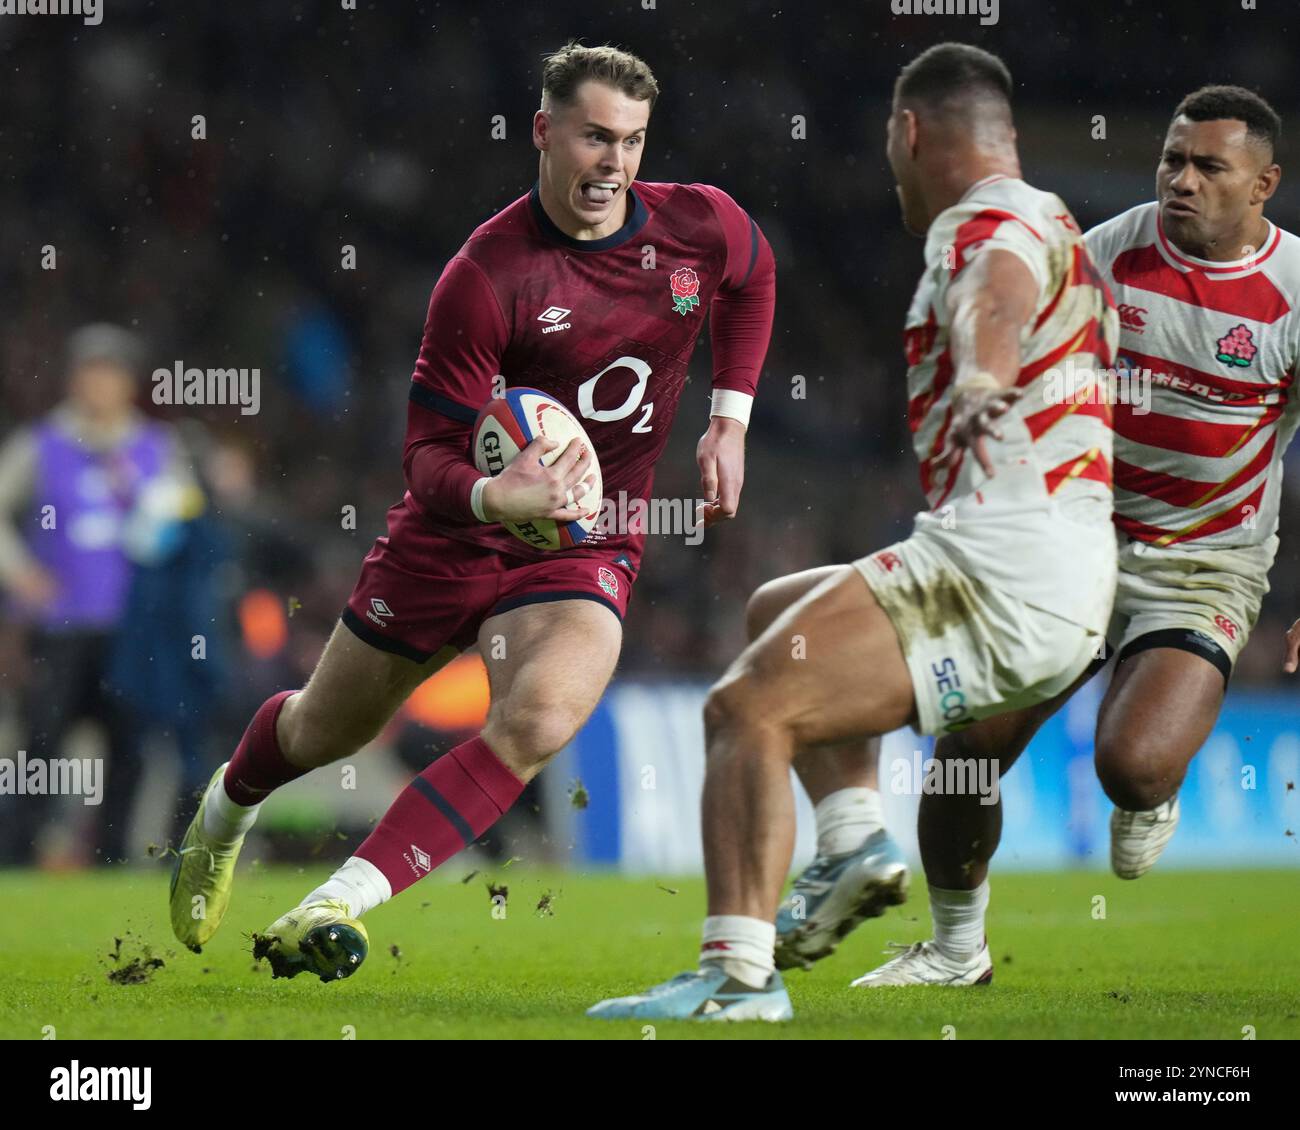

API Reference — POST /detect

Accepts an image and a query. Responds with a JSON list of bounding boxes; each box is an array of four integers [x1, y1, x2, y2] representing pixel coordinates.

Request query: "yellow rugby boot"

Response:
[[252, 899, 369, 983], [169, 763, 248, 953]]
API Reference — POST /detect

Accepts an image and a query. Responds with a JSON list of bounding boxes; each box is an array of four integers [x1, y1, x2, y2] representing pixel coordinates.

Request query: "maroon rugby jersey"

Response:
[[402, 181, 775, 568]]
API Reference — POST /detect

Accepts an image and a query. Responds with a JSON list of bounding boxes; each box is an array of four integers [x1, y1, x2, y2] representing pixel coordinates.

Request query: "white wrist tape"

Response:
[[470, 476, 492, 523], [710, 389, 753, 429]]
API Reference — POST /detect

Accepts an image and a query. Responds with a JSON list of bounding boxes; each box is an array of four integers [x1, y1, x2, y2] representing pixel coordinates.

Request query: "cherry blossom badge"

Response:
[[1215, 324, 1257, 368]]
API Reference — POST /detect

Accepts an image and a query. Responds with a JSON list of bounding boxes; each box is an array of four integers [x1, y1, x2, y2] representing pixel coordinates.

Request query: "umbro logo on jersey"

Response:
[[410, 844, 432, 871], [1117, 304, 1147, 332], [366, 597, 394, 627], [537, 306, 572, 334]]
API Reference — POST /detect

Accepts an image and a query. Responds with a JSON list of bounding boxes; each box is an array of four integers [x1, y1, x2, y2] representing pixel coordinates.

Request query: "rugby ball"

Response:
[[472, 387, 604, 551]]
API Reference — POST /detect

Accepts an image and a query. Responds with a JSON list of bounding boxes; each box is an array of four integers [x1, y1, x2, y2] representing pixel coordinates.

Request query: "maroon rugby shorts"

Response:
[[342, 497, 636, 662]]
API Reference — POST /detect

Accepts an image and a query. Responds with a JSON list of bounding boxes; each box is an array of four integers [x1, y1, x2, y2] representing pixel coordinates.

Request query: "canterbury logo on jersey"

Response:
[[1117, 304, 1147, 331]]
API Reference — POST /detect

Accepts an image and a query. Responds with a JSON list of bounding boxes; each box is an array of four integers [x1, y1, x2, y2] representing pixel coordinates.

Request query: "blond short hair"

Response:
[[541, 41, 659, 113]]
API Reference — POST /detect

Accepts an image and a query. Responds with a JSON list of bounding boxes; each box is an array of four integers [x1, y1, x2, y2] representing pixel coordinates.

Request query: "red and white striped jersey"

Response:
[[904, 175, 1117, 513], [1084, 202, 1300, 549]]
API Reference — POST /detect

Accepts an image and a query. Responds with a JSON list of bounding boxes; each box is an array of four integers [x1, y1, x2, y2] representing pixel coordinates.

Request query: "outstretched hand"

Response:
[[696, 415, 746, 529], [937, 385, 1024, 478]]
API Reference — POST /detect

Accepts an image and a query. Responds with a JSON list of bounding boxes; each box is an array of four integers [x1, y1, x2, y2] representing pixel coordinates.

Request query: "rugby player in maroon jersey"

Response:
[[168, 41, 775, 982]]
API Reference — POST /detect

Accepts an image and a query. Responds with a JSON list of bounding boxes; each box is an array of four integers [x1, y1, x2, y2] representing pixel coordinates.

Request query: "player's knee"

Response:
[[1094, 737, 1177, 810], [703, 668, 768, 742], [483, 701, 579, 769], [703, 678, 739, 740]]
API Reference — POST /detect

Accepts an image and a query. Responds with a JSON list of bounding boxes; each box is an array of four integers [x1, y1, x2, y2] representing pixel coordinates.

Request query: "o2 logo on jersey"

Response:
[[578, 355, 654, 433]]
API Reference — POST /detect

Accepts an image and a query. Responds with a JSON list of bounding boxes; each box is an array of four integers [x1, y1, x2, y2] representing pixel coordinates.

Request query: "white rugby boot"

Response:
[[850, 939, 993, 987], [1110, 794, 1180, 879]]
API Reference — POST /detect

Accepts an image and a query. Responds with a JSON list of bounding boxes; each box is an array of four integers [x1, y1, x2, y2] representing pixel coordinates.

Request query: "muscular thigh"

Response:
[[285, 623, 459, 763], [479, 598, 623, 777], [725, 565, 916, 745], [1095, 646, 1224, 767], [747, 565, 843, 639]]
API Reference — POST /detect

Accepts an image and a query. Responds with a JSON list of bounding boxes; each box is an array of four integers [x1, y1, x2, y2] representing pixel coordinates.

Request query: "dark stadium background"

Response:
[[1, 1, 1297, 860]]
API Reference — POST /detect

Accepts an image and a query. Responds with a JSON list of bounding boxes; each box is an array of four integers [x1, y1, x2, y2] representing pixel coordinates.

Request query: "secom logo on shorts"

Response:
[[931, 657, 969, 728], [50, 1061, 151, 1110]]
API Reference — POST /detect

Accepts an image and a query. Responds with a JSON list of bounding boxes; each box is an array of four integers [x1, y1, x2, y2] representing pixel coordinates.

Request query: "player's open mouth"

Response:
[[579, 181, 620, 206]]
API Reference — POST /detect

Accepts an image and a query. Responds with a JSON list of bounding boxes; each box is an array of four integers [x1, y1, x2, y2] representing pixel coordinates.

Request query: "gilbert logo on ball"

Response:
[[669, 266, 701, 315], [472, 387, 604, 552]]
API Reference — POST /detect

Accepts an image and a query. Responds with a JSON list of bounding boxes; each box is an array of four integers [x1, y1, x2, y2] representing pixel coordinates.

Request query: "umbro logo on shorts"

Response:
[[537, 306, 572, 334], [366, 597, 394, 627], [872, 550, 904, 574]]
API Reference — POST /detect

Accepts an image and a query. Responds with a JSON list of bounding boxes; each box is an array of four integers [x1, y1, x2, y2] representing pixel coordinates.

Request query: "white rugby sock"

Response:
[[201, 772, 261, 846], [699, 915, 776, 990], [303, 856, 393, 918], [930, 880, 990, 963], [814, 787, 883, 856]]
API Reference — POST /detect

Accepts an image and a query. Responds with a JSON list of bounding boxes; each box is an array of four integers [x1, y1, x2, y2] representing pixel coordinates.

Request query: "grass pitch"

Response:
[[2, 865, 1297, 1039]]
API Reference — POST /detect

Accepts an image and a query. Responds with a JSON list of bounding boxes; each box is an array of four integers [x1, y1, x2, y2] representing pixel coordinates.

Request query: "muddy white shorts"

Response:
[[1109, 533, 1277, 675], [853, 531, 1105, 736]]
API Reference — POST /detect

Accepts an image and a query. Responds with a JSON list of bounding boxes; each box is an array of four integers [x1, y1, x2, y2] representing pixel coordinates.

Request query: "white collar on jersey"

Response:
[[957, 173, 1015, 202], [1155, 210, 1281, 277]]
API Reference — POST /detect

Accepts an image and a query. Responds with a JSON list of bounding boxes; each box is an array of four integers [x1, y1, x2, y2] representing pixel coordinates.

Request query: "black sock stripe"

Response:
[[410, 775, 475, 847]]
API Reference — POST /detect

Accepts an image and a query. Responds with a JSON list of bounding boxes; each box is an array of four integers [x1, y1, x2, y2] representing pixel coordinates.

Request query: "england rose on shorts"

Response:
[[344, 182, 775, 661]]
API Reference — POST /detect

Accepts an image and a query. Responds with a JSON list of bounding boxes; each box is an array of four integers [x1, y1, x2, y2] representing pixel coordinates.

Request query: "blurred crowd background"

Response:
[[2, 1, 1298, 864]]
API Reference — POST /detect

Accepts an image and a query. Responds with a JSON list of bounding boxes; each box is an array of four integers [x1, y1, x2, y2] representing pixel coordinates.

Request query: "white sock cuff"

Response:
[[813, 787, 883, 855], [929, 879, 990, 911], [303, 855, 393, 918], [701, 915, 776, 949], [813, 787, 880, 822], [202, 770, 261, 845]]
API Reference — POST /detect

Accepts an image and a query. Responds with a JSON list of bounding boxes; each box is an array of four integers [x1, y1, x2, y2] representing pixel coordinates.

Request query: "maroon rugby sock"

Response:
[[223, 690, 307, 805], [355, 735, 525, 895]]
